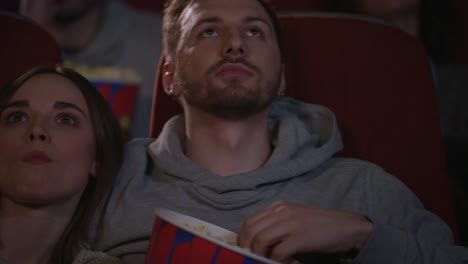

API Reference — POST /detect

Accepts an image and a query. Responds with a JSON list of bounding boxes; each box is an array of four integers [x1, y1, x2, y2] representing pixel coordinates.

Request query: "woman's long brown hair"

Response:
[[0, 65, 123, 263]]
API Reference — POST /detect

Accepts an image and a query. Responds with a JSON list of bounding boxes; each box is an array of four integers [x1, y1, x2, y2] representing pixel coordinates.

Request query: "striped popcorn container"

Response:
[[145, 208, 279, 264]]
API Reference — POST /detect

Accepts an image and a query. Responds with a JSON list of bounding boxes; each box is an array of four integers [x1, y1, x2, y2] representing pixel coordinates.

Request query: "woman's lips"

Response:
[[21, 151, 52, 165]]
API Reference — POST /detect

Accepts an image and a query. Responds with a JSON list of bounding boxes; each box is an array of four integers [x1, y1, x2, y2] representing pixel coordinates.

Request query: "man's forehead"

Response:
[[179, 0, 271, 29]]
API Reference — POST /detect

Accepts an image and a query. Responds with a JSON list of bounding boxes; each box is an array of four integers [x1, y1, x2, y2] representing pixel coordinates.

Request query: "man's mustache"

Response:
[[208, 58, 259, 76]]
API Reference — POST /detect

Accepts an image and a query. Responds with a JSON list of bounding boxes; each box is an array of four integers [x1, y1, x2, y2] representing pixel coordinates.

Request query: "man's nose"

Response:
[[223, 30, 246, 59]]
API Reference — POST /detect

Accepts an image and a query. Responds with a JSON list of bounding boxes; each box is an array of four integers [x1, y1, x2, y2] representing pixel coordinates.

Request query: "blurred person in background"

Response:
[[20, 0, 163, 139]]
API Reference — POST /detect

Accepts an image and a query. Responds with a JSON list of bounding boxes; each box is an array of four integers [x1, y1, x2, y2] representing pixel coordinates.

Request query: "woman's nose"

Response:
[[27, 122, 50, 143]]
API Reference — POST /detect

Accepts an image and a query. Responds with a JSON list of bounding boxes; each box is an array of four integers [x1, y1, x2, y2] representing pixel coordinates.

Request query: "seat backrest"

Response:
[[149, 13, 457, 236], [125, 0, 327, 13], [269, 0, 327, 11], [0, 11, 62, 88], [0, 1, 18, 12], [451, 0, 468, 64], [277, 13, 456, 233]]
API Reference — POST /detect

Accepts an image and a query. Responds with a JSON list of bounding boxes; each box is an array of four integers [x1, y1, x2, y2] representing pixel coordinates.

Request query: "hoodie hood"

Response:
[[148, 97, 343, 194]]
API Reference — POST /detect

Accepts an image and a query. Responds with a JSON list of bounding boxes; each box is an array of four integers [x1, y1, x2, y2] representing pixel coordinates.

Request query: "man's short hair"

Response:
[[162, 0, 283, 62]]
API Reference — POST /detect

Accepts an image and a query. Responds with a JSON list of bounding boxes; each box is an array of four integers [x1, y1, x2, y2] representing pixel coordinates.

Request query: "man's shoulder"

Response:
[[326, 157, 407, 187], [124, 138, 154, 158], [328, 157, 384, 174], [117, 138, 155, 172], [109, 138, 155, 200], [328, 157, 415, 195]]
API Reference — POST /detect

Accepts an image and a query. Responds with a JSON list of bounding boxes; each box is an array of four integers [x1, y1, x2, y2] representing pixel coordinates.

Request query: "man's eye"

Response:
[[57, 114, 77, 125], [202, 28, 219, 37], [246, 28, 262, 37], [6, 111, 27, 123]]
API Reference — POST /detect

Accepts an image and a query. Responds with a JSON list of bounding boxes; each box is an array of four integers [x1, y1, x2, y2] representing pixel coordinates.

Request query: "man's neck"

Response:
[[0, 198, 77, 264], [184, 109, 272, 176]]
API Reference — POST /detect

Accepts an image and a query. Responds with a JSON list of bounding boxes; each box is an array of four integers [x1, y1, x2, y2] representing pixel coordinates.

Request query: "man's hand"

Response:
[[237, 201, 373, 263]]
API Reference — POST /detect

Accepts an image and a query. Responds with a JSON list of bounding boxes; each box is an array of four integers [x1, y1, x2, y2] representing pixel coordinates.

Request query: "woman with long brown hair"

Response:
[[0, 65, 123, 264]]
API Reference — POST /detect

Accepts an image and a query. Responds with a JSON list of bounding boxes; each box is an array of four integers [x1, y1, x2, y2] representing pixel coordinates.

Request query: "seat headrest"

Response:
[[0, 11, 62, 88]]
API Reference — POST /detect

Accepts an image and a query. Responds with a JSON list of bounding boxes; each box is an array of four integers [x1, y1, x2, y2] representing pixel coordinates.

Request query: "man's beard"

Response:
[[53, 0, 101, 26], [175, 58, 282, 120]]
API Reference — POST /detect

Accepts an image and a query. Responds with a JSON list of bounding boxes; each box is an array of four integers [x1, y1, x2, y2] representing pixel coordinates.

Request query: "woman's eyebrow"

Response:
[[3, 100, 28, 108], [1, 100, 28, 113], [54, 101, 88, 118]]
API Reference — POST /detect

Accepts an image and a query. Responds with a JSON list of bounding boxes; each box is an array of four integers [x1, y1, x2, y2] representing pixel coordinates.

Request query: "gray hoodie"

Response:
[[91, 97, 468, 263]]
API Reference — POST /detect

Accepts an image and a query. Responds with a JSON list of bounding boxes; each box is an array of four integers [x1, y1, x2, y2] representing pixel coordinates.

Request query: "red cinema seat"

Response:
[[450, 0, 468, 64], [0, 11, 62, 88], [125, 0, 328, 14], [269, 0, 327, 11]]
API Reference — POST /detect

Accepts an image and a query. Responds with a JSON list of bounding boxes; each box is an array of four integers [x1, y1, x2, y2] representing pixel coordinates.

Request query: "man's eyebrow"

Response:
[[193, 16, 272, 30], [193, 16, 222, 28], [54, 101, 88, 118], [244, 16, 272, 30]]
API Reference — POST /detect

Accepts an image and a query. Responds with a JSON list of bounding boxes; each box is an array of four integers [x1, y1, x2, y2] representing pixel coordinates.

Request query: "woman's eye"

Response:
[[5, 111, 27, 124], [246, 28, 262, 37], [57, 114, 77, 126], [202, 28, 219, 37]]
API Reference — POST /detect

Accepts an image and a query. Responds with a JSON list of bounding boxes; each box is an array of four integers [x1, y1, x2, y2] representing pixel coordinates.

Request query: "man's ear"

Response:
[[162, 62, 178, 97], [278, 63, 286, 96]]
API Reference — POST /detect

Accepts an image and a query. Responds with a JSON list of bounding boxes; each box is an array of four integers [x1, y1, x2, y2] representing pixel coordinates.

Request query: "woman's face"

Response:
[[0, 73, 96, 206]]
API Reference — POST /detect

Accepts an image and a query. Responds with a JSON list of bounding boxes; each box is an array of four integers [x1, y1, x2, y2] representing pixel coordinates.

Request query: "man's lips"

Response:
[[21, 151, 52, 165], [215, 63, 253, 79]]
